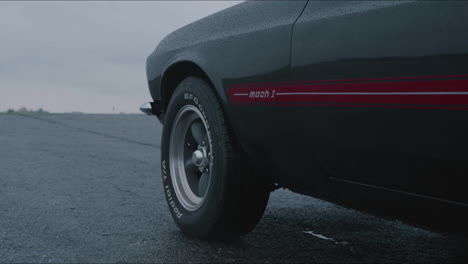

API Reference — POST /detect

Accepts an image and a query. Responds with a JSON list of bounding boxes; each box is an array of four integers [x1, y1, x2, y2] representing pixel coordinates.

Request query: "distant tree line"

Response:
[[5, 107, 48, 114]]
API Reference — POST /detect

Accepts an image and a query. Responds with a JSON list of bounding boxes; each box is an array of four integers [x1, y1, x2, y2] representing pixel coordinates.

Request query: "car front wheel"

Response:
[[160, 77, 270, 239]]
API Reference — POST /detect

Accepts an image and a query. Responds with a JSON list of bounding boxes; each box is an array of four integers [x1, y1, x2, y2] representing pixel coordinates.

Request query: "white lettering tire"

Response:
[[161, 77, 271, 239]]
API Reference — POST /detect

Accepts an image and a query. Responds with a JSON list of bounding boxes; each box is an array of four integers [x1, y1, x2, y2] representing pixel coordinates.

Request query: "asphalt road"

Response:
[[1, 113, 467, 263]]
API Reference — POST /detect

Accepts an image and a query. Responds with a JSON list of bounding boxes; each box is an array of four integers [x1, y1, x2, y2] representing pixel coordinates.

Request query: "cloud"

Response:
[[0, 1, 240, 113]]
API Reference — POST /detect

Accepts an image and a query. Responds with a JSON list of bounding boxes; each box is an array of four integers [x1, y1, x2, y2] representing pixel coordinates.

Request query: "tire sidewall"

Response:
[[161, 77, 229, 236]]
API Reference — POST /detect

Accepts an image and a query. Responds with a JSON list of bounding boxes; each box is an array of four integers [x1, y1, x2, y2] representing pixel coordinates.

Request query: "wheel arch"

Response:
[[159, 59, 241, 156], [160, 61, 215, 113]]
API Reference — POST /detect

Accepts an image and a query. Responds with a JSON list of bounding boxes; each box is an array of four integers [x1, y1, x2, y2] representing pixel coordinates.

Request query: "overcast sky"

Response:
[[0, 1, 239, 113]]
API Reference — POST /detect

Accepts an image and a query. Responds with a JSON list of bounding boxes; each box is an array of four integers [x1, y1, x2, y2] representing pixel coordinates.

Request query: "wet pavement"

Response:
[[1, 113, 467, 263]]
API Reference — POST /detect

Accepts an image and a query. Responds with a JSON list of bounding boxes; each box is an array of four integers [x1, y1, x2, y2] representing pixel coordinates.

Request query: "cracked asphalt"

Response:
[[1, 113, 467, 263]]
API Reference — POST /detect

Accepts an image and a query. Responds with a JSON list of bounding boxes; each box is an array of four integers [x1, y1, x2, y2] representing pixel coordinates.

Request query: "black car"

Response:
[[141, 0, 468, 238]]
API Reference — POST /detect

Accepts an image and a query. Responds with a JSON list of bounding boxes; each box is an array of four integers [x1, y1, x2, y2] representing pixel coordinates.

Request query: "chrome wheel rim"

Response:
[[169, 105, 212, 211]]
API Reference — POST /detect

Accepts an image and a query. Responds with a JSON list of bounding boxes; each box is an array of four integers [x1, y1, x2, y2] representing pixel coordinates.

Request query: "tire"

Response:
[[161, 77, 270, 239]]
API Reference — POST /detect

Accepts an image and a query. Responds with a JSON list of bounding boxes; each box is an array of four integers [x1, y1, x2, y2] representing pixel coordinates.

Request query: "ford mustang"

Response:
[[141, 0, 468, 238]]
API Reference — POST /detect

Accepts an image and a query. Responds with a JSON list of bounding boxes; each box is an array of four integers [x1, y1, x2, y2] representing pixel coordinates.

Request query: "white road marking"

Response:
[[303, 231, 349, 245]]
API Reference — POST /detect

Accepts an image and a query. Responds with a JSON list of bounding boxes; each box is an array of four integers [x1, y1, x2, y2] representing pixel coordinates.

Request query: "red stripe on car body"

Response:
[[227, 75, 468, 109]]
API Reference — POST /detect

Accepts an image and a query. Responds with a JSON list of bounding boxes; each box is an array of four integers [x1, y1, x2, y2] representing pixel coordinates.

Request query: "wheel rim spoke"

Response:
[[184, 158, 198, 173], [198, 172, 210, 197], [184, 127, 198, 151], [190, 120, 206, 146]]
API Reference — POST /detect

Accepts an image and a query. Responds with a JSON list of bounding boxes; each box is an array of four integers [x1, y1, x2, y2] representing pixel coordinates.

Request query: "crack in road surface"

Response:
[[17, 114, 160, 149]]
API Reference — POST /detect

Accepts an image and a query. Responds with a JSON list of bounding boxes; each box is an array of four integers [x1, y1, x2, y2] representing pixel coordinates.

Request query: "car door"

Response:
[[290, 1, 468, 203]]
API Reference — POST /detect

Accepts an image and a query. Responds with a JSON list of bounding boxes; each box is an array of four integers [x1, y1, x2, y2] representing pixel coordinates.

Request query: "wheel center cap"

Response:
[[192, 150, 205, 167]]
